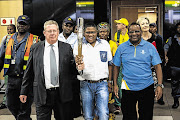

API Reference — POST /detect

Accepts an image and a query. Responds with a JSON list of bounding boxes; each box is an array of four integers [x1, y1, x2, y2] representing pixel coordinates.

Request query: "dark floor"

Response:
[[0, 80, 179, 120]]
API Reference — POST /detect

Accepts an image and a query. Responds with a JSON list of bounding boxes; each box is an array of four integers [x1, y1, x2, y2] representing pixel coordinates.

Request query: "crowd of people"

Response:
[[0, 14, 179, 120]]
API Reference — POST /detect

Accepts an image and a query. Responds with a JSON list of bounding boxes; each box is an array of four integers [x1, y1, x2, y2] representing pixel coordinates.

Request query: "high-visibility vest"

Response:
[[4, 33, 39, 75]]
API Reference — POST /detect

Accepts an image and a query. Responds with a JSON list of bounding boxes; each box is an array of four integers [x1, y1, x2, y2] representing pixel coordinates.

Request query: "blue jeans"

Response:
[[80, 80, 109, 120]]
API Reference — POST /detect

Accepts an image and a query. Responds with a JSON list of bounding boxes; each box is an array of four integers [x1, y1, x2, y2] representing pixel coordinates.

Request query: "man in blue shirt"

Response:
[[113, 22, 163, 120]]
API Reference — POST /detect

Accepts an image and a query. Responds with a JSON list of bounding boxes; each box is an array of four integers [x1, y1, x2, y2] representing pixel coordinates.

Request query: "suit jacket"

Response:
[[20, 40, 78, 105]]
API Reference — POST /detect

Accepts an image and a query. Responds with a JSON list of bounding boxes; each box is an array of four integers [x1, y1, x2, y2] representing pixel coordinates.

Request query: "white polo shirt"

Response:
[[58, 32, 77, 49], [73, 38, 112, 81]]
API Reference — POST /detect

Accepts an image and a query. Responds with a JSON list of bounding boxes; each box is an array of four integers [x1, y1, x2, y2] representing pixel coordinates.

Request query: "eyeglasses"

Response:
[[46, 30, 58, 33], [129, 30, 140, 34], [85, 31, 97, 34]]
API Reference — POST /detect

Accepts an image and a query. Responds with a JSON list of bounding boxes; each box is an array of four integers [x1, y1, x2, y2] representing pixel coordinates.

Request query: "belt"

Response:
[[8, 74, 23, 77], [85, 78, 107, 83], [47, 87, 59, 91]]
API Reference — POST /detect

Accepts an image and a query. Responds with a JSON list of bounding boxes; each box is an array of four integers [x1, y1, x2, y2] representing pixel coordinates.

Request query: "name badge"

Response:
[[11, 59, 15, 64]]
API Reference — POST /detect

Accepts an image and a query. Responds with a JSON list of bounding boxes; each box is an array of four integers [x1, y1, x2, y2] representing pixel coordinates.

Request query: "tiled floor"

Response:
[[0, 80, 179, 120]]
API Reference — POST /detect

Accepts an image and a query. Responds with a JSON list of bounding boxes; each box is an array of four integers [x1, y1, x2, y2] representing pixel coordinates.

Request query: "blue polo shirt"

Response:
[[113, 39, 162, 91]]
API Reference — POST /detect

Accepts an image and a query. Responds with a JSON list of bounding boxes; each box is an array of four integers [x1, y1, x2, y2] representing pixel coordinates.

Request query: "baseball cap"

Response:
[[17, 15, 30, 25], [114, 18, 129, 26], [63, 17, 74, 25], [149, 23, 157, 27]]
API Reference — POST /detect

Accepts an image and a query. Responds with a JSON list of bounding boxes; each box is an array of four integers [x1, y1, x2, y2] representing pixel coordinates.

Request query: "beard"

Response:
[[130, 39, 141, 45]]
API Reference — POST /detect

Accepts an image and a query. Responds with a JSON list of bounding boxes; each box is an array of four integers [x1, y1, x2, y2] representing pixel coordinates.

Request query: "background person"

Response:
[[0, 24, 16, 48], [113, 22, 163, 120], [0, 15, 39, 120], [164, 22, 180, 109], [58, 17, 77, 49], [149, 23, 164, 44], [0, 24, 16, 109], [97, 22, 116, 120]]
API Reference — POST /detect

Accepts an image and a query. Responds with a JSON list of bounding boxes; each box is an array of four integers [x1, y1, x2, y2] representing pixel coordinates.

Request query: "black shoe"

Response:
[[157, 100, 165, 105], [0, 103, 7, 109], [172, 102, 179, 109]]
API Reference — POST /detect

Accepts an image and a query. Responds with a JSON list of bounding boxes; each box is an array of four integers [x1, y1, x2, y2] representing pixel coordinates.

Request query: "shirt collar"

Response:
[[13, 32, 30, 44], [82, 37, 101, 44], [127, 38, 145, 46], [59, 32, 76, 39], [45, 40, 58, 48]]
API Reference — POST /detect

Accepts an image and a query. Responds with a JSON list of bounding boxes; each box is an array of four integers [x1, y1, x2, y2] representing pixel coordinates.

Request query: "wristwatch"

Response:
[[156, 84, 164, 89]]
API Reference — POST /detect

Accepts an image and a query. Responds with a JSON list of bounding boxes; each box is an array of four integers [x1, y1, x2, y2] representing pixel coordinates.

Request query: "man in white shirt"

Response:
[[58, 17, 77, 49], [74, 23, 112, 120]]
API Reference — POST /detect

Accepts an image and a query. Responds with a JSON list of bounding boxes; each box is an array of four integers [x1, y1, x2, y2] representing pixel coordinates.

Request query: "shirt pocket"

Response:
[[100, 51, 107, 62]]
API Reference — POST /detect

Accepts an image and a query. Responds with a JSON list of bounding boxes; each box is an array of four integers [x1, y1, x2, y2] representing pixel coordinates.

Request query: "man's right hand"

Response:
[[114, 84, 119, 98], [165, 55, 168, 64], [19, 95, 27, 103], [75, 55, 83, 65]]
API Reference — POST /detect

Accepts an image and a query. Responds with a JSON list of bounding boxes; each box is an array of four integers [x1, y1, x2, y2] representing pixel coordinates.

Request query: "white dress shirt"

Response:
[[44, 40, 59, 89], [58, 32, 77, 49], [73, 38, 112, 81]]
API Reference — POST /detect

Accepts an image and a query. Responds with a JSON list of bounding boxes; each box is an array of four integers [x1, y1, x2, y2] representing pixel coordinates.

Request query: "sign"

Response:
[[165, 1, 180, 7], [0, 18, 15, 26]]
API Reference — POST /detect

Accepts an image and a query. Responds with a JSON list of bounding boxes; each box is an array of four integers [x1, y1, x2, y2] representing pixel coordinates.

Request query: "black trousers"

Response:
[[170, 66, 180, 97], [36, 88, 73, 120], [6, 76, 33, 120], [121, 84, 155, 120]]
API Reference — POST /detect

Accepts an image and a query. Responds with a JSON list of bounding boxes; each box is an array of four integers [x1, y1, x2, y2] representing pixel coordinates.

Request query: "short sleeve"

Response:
[[164, 37, 172, 52], [149, 44, 162, 66], [106, 42, 112, 62], [113, 47, 121, 66]]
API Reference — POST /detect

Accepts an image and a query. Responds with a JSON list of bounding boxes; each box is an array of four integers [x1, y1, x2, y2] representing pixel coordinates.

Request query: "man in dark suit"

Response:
[[19, 20, 79, 120]]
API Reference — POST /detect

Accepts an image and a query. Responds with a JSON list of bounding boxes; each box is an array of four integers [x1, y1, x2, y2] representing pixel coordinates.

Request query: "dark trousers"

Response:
[[72, 78, 81, 118], [121, 84, 155, 120], [6, 76, 33, 120], [36, 88, 73, 120], [171, 67, 180, 97]]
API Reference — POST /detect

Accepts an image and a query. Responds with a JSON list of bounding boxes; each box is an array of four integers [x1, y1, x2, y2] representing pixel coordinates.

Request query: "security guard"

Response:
[[0, 15, 39, 120]]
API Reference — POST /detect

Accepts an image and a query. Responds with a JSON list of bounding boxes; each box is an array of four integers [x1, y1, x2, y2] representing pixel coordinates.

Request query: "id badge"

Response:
[[11, 59, 15, 64]]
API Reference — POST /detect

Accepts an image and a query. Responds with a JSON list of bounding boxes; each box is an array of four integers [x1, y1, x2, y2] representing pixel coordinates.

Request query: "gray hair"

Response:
[[44, 20, 59, 30]]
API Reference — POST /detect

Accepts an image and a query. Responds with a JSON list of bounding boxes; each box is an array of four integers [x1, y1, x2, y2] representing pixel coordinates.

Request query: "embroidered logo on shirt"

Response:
[[141, 50, 146, 54], [100, 51, 107, 62]]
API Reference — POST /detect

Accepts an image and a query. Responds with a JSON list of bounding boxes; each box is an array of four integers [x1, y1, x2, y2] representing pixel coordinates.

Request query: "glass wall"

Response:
[[164, 0, 180, 41]]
